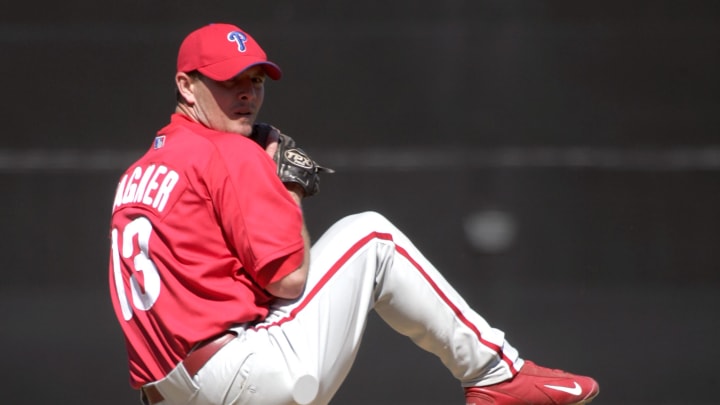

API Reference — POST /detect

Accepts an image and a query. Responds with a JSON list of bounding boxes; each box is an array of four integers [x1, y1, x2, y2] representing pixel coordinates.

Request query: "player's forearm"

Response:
[[291, 217, 311, 294], [265, 221, 310, 299], [266, 183, 310, 299]]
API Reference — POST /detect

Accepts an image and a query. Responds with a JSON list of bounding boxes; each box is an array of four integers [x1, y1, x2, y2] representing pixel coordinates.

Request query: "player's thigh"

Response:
[[194, 336, 295, 405]]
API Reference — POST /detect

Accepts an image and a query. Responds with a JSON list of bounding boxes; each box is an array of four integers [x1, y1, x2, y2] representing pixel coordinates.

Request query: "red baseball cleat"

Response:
[[465, 361, 599, 405]]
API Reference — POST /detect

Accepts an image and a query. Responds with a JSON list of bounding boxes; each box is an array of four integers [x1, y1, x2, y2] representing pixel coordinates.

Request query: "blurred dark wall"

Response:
[[2, 1, 719, 404]]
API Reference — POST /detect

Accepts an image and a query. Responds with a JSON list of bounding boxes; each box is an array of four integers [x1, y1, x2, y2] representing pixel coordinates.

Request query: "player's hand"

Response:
[[250, 123, 280, 159]]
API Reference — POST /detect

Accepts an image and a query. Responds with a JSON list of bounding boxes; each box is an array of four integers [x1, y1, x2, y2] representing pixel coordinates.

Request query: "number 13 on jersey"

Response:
[[111, 216, 162, 321]]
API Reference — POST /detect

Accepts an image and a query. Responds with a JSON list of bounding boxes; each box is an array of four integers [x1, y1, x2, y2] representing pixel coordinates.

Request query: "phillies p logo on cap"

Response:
[[227, 31, 248, 52]]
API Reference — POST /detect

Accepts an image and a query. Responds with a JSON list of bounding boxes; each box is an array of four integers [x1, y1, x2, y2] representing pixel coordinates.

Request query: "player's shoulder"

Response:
[[158, 115, 262, 158]]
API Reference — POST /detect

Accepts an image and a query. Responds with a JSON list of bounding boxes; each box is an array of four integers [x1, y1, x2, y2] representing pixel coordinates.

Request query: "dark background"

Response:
[[2, 1, 719, 404]]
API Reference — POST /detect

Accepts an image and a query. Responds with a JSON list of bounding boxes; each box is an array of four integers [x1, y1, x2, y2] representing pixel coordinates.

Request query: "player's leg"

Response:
[[255, 211, 522, 404], [238, 211, 598, 405], [355, 212, 600, 405]]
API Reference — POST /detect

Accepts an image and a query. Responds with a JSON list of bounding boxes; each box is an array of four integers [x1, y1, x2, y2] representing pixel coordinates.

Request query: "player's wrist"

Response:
[[285, 183, 305, 204]]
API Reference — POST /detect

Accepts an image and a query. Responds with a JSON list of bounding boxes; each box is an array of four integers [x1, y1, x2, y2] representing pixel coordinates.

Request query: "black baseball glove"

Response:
[[250, 123, 334, 197]]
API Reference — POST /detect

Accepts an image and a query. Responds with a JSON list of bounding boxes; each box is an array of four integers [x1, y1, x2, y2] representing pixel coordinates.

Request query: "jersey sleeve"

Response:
[[208, 136, 305, 288], [254, 250, 305, 288]]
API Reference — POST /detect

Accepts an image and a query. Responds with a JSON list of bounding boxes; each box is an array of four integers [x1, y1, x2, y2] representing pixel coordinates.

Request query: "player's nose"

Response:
[[235, 81, 259, 100]]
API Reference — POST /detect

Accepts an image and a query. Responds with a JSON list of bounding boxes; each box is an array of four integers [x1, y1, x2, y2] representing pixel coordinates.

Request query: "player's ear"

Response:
[[176, 72, 196, 105]]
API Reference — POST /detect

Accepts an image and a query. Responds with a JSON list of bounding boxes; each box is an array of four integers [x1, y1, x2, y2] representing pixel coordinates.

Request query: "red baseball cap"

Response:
[[177, 23, 282, 81]]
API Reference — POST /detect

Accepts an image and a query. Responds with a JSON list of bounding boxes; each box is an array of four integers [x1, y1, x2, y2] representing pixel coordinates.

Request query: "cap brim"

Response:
[[198, 58, 282, 81]]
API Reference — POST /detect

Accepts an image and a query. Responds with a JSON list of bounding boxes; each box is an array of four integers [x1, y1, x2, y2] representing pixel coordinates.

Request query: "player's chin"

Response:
[[229, 119, 255, 137]]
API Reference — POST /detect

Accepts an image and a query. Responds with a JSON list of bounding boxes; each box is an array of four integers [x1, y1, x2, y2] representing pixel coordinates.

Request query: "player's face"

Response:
[[189, 66, 266, 136]]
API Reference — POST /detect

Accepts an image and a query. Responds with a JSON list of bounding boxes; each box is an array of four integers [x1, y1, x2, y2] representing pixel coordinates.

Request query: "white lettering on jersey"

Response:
[[113, 164, 180, 213], [111, 217, 161, 321]]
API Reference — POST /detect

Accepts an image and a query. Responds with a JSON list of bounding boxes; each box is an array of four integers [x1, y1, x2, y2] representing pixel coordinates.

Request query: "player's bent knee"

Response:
[[354, 210, 388, 224], [341, 211, 395, 232], [314, 211, 401, 253]]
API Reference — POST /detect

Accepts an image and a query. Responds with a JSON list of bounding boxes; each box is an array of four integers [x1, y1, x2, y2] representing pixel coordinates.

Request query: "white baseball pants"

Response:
[[143, 211, 522, 405]]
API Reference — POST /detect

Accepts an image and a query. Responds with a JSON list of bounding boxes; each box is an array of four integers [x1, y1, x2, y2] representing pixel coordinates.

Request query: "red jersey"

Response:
[[108, 113, 305, 388]]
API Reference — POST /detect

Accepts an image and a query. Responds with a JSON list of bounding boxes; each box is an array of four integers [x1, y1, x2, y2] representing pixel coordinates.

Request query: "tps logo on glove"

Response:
[[249, 122, 333, 197], [284, 149, 315, 170]]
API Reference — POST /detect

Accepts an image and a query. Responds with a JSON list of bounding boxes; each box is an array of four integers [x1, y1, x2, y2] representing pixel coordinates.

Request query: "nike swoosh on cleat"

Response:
[[544, 381, 582, 396]]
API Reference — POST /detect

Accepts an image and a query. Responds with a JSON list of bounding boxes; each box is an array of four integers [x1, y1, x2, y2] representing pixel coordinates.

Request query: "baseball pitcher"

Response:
[[108, 23, 600, 405]]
